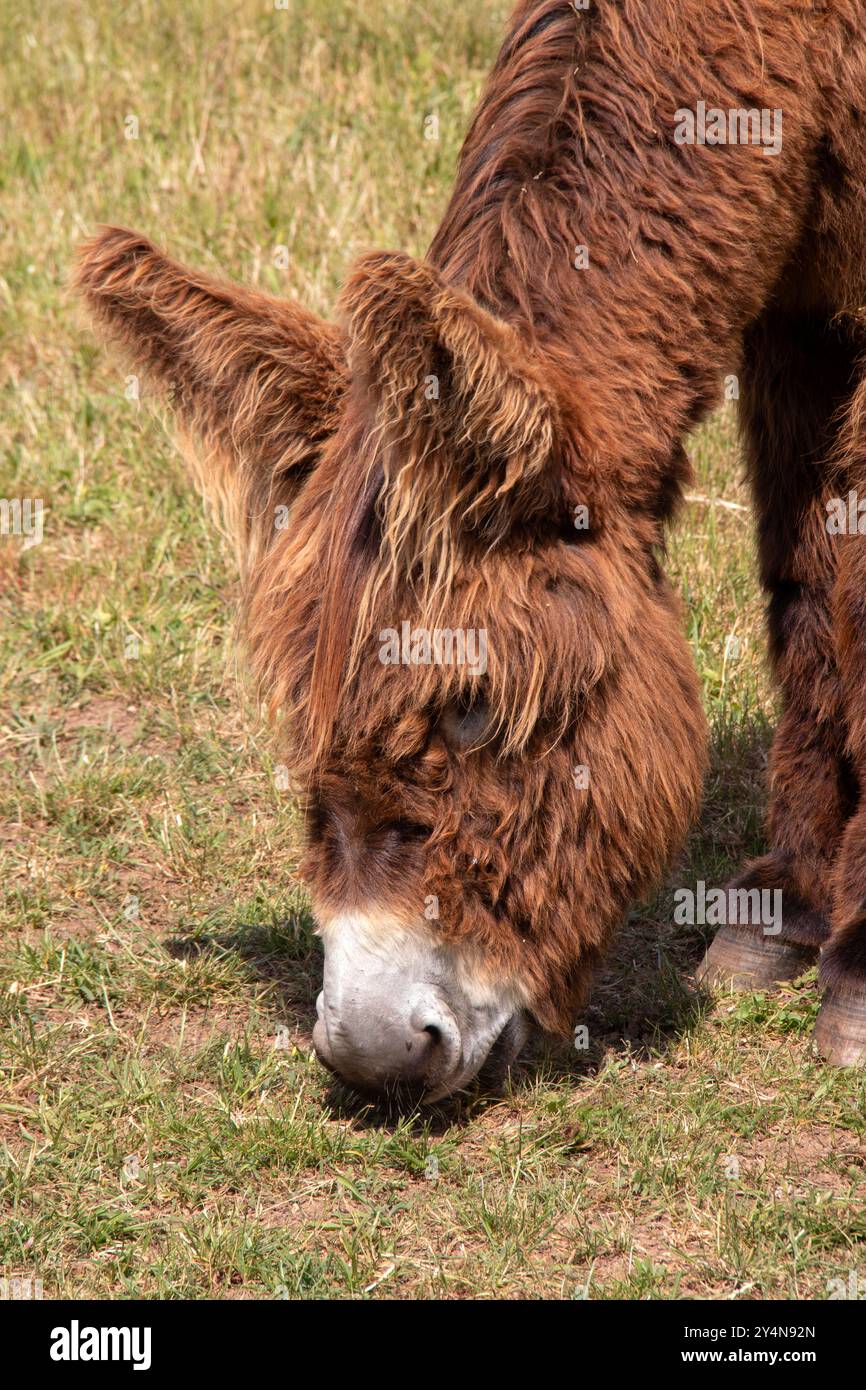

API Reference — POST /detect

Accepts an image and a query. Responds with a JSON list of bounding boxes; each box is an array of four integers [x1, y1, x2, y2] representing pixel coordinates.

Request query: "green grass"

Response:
[[2, 0, 865, 1301]]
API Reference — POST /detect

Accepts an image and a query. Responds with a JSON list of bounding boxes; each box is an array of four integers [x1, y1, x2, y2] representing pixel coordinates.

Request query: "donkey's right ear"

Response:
[[75, 227, 347, 571]]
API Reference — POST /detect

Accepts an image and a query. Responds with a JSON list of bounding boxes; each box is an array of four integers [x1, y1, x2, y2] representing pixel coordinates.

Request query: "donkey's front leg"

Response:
[[813, 527, 866, 1064], [698, 311, 856, 995], [696, 650, 846, 990], [695, 703, 837, 993]]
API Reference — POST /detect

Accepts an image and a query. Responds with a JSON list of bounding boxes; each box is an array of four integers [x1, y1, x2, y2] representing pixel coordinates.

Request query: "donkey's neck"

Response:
[[429, 0, 815, 496]]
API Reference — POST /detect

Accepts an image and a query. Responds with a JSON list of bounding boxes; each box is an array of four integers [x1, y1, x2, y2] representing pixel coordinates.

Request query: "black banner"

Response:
[[0, 1296, 859, 1375]]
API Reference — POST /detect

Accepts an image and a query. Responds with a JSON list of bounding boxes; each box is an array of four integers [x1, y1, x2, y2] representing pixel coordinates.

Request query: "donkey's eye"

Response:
[[439, 694, 490, 748], [378, 819, 430, 845]]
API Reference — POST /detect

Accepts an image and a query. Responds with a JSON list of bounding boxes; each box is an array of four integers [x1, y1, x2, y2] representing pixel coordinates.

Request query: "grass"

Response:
[[1, 0, 865, 1301]]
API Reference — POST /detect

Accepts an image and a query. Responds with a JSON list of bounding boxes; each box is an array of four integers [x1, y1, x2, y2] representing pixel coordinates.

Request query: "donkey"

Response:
[[76, 0, 866, 1098]]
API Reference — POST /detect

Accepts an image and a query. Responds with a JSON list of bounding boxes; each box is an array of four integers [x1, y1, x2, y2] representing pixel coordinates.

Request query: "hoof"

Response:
[[813, 992, 866, 1067], [695, 925, 817, 992]]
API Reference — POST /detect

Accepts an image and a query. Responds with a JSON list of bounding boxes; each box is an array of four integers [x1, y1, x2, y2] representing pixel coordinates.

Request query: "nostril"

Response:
[[408, 997, 462, 1084]]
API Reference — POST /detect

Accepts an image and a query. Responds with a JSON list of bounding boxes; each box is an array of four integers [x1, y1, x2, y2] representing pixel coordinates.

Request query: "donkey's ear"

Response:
[[75, 227, 347, 572], [339, 251, 567, 555]]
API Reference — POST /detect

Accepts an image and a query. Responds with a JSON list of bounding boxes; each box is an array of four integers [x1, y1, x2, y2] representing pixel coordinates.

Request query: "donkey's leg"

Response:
[[816, 419, 866, 1061], [698, 312, 858, 992]]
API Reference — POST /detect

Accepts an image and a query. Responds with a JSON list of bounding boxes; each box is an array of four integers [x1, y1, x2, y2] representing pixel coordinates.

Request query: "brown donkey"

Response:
[[76, 0, 866, 1097]]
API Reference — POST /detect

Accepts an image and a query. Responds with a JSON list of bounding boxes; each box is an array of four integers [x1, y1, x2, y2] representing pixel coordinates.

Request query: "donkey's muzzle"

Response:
[[311, 912, 528, 1101], [313, 985, 463, 1095]]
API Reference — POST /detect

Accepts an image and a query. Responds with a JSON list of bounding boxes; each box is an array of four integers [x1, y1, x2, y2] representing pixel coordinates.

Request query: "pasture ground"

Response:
[[1, 0, 864, 1299]]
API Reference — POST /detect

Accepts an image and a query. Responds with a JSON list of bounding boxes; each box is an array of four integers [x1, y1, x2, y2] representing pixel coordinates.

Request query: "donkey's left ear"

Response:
[[339, 251, 571, 546], [75, 227, 348, 573]]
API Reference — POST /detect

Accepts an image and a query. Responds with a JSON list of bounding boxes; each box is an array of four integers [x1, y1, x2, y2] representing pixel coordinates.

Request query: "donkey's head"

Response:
[[76, 230, 707, 1101]]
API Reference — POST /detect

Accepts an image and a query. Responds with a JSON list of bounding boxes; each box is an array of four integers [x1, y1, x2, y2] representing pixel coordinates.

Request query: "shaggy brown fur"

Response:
[[76, 0, 866, 1038]]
